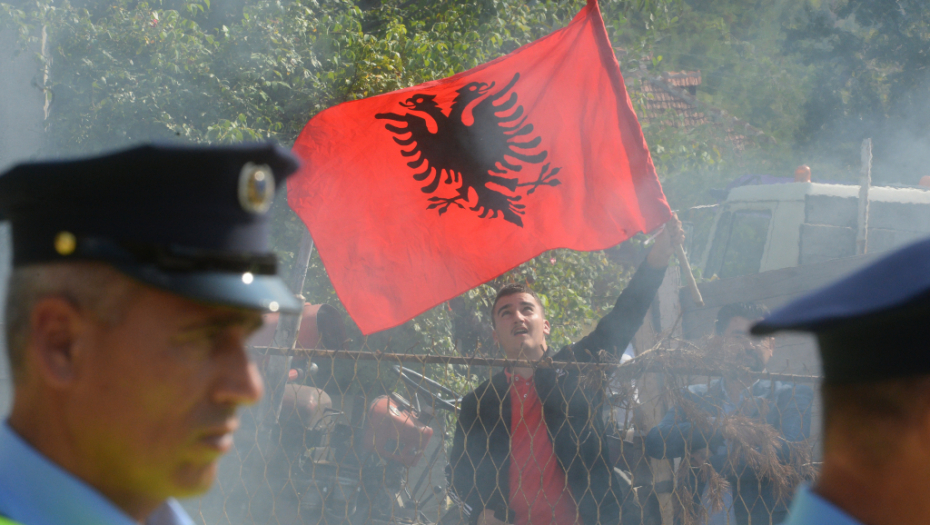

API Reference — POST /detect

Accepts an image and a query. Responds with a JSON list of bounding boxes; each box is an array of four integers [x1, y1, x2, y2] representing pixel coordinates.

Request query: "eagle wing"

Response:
[[468, 73, 547, 176], [375, 111, 458, 193]]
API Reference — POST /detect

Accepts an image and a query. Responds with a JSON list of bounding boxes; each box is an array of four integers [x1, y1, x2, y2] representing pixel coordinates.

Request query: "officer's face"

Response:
[[722, 316, 774, 372], [73, 285, 264, 503], [492, 292, 550, 360]]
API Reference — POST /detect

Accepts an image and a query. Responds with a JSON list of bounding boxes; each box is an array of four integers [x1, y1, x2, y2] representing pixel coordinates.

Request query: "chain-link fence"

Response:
[[182, 329, 820, 525]]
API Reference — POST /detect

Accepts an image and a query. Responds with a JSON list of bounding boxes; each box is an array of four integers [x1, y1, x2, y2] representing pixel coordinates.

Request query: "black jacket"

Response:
[[449, 262, 667, 525]]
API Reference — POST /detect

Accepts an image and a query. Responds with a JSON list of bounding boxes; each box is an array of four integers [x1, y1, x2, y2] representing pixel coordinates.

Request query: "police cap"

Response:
[[751, 237, 930, 384], [0, 142, 302, 314]]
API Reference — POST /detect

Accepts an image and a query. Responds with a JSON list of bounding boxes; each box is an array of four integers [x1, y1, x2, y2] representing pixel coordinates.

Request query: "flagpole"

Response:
[[674, 238, 704, 307]]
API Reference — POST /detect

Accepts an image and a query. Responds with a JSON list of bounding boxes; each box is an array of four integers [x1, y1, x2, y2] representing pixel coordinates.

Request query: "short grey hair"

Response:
[[5, 262, 140, 382]]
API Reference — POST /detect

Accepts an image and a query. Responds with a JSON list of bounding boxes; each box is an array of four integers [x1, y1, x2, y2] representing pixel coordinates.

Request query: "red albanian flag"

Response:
[[289, 0, 671, 334]]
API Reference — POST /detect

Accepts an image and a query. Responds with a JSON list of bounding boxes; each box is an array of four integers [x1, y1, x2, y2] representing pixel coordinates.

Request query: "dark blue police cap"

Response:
[[0, 142, 302, 314], [752, 237, 930, 384]]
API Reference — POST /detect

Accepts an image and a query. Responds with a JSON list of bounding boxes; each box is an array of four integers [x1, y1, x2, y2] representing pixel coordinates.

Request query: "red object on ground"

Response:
[[507, 371, 578, 525], [363, 395, 434, 467], [289, 0, 671, 334]]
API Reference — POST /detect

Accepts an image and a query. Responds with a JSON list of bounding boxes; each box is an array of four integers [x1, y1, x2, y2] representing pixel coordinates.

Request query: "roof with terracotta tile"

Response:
[[641, 71, 708, 128], [634, 70, 769, 150], [659, 70, 702, 88]]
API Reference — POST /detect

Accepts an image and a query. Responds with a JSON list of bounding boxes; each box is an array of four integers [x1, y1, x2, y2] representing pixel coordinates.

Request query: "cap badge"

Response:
[[54, 231, 76, 256], [238, 162, 275, 214]]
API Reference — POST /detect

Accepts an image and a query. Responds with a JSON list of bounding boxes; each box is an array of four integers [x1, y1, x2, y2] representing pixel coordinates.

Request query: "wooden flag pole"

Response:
[[674, 231, 704, 307]]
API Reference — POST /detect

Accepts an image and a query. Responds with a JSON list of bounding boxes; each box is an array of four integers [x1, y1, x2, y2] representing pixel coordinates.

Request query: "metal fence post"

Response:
[[259, 228, 314, 428]]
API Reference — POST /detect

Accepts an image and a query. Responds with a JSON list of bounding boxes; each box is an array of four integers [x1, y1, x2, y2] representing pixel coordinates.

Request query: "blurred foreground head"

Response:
[[753, 237, 930, 524], [0, 143, 300, 520], [753, 237, 930, 384]]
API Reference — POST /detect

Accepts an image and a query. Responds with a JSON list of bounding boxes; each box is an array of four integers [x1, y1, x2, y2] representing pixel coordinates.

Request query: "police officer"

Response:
[[752, 237, 930, 525], [0, 143, 302, 525]]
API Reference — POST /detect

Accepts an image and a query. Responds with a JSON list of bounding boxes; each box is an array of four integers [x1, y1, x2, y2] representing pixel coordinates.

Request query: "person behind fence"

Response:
[[0, 144, 302, 525], [644, 303, 813, 525], [448, 216, 685, 525], [752, 237, 930, 525]]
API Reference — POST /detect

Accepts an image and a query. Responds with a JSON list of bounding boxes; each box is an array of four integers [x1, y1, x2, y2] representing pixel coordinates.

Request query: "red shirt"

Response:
[[507, 370, 579, 525]]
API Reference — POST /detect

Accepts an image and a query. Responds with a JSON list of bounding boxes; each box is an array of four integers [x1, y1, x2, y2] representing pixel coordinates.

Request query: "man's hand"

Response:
[[646, 212, 685, 268]]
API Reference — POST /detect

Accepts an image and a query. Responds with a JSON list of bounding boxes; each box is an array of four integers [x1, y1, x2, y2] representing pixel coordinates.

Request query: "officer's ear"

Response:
[[28, 296, 86, 389]]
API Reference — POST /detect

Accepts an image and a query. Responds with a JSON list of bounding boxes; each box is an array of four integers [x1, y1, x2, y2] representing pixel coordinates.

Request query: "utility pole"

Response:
[[857, 139, 872, 256]]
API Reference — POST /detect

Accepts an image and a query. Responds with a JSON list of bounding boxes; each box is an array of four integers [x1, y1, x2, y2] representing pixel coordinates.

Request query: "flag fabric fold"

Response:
[[289, 0, 671, 334]]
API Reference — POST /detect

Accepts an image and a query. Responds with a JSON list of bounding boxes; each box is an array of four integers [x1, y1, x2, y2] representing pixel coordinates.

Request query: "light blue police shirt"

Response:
[[0, 423, 195, 525], [781, 484, 862, 525]]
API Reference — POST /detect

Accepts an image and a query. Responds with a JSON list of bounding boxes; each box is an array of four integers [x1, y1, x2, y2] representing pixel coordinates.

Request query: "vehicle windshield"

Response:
[[706, 209, 772, 279]]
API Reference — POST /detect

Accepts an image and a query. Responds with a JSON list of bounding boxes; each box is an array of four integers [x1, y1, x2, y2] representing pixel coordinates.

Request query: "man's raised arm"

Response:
[[570, 215, 684, 360]]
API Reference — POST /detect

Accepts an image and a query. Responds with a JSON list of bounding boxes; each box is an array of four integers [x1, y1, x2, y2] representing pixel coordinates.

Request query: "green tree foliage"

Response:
[[1, 0, 670, 151], [619, 0, 817, 210], [641, 0, 812, 144], [784, 0, 930, 183]]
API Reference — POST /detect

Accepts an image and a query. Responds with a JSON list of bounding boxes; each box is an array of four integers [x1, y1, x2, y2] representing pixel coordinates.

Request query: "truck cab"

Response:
[[698, 182, 930, 280]]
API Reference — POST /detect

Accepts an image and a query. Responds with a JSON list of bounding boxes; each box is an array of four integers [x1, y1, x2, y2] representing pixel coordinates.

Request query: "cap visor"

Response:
[[121, 267, 302, 314], [751, 237, 930, 336]]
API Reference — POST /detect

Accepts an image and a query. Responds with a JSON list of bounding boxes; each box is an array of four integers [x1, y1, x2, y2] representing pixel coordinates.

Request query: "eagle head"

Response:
[[400, 94, 439, 111], [456, 81, 495, 102]]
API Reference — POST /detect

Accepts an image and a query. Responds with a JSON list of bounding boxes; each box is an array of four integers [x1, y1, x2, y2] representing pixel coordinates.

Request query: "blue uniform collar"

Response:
[[0, 422, 194, 525], [782, 484, 863, 525]]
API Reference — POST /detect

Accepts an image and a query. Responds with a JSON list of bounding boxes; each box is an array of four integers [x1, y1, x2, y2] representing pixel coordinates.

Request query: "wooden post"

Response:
[[634, 265, 681, 525], [857, 139, 872, 255], [261, 228, 315, 427], [675, 243, 703, 307]]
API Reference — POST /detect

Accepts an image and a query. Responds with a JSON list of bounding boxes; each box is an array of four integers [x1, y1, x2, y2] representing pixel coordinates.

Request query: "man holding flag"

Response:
[[289, 0, 673, 336], [289, 1, 681, 521], [449, 218, 683, 525]]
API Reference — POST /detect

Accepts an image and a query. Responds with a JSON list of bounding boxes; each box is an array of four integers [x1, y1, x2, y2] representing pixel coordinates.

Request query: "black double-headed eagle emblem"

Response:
[[375, 73, 561, 227]]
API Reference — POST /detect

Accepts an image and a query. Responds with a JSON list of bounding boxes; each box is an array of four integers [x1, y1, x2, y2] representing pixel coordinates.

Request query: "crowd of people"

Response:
[[449, 270, 815, 525], [0, 142, 928, 525]]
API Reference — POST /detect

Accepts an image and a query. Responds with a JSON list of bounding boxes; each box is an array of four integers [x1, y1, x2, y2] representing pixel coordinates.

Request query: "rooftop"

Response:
[[635, 69, 769, 150], [641, 71, 706, 127], [728, 181, 930, 204]]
